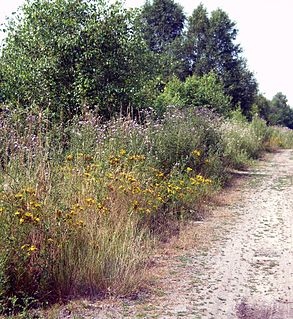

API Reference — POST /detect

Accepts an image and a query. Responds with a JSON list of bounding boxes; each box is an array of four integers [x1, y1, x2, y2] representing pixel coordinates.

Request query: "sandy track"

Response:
[[60, 150, 293, 319], [186, 149, 293, 319]]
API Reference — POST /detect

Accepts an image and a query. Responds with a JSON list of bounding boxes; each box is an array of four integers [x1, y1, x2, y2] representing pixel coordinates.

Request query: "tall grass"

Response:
[[220, 111, 269, 168], [0, 105, 292, 313], [267, 126, 293, 149]]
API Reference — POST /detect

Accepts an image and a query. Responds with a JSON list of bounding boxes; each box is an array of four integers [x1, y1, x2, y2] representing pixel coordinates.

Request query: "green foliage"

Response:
[[139, 0, 187, 82], [1, 0, 293, 312], [269, 92, 293, 128], [0, 0, 153, 120], [269, 127, 293, 149], [148, 108, 224, 175], [253, 93, 293, 129], [184, 5, 258, 116], [221, 113, 274, 169], [251, 115, 272, 147], [2, 0, 291, 128], [154, 72, 231, 115], [228, 107, 248, 123], [253, 94, 272, 121], [0, 108, 220, 309], [1, 104, 293, 312], [141, 0, 185, 53], [185, 4, 210, 77]]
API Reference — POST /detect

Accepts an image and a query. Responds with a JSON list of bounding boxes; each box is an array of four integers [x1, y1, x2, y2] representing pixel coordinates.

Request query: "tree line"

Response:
[[0, 0, 292, 128]]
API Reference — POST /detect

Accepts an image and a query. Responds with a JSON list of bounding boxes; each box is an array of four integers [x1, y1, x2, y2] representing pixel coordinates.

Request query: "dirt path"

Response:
[[60, 150, 293, 319]]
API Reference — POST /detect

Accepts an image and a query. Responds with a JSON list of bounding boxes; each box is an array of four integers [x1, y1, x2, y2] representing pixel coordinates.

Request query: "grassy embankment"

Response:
[[0, 106, 293, 315]]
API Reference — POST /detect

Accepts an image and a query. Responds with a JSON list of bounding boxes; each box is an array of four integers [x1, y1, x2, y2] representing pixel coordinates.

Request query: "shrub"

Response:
[[154, 72, 231, 116], [0, 0, 153, 120]]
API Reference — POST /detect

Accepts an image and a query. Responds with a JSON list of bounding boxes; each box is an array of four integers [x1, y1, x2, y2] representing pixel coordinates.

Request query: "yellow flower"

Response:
[[25, 188, 35, 195], [157, 195, 164, 202], [97, 203, 108, 213], [120, 149, 127, 156], [124, 173, 136, 183], [66, 154, 73, 161], [21, 244, 37, 255], [24, 212, 33, 219], [85, 197, 96, 205], [132, 200, 139, 210], [28, 245, 37, 252], [156, 171, 164, 178], [132, 186, 141, 194], [118, 185, 125, 191], [128, 155, 146, 161], [198, 175, 208, 183], [24, 212, 32, 216], [186, 167, 193, 172], [15, 193, 23, 200], [106, 173, 114, 179], [74, 204, 84, 211], [144, 188, 154, 194], [19, 218, 25, 224], [34, 203, 41, 209], [190, 177, 199, 186], [109, 156, 120, 165], [192, 149, 201, 157], [76, 220, 85, 227]]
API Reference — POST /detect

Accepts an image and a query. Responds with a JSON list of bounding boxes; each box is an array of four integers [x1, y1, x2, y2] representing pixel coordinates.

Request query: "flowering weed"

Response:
[[0, 106, 292, 312]]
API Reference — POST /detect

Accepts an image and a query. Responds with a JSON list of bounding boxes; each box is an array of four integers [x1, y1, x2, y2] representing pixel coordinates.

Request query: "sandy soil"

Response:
[[57, 149, 293, 319]]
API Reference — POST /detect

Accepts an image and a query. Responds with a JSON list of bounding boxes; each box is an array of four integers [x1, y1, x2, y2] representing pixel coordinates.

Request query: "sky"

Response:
[[0, 0, 293, 105]]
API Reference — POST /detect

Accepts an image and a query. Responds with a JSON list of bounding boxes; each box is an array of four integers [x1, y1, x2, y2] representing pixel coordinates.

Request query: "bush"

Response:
[[154, 72, 231, 116], [0, 0, 153, 120]]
